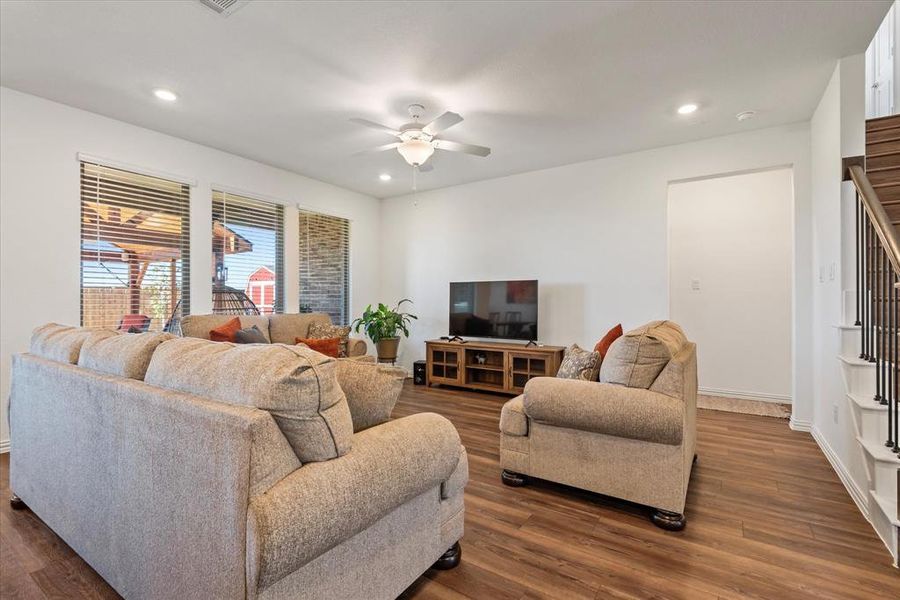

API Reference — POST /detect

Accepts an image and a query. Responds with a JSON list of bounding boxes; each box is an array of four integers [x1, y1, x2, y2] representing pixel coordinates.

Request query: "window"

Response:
[[80, 161, 190, 332], [298, 210, 350, 325], [212, 191, 284, 314]]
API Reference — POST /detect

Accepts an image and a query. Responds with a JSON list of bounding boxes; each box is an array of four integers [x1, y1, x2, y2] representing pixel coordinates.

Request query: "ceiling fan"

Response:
[[350, 104, 491, 171]]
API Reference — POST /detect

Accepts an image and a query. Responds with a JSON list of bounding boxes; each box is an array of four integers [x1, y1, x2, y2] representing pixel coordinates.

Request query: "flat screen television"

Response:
[[449, 280, 538, 341]]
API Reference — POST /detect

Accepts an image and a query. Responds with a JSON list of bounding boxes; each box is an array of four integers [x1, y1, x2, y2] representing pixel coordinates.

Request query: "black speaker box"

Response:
[[413, 360, 427, 385]]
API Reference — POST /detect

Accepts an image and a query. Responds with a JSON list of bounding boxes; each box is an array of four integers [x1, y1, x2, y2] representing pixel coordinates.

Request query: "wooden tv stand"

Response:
[[425, 339, 565, 395]]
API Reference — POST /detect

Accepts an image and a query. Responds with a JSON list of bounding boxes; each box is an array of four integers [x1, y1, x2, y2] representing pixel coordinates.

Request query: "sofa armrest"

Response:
[[522, 377, 684, 445], [347, 336, 368, 357], [247, 412, 463, 591]]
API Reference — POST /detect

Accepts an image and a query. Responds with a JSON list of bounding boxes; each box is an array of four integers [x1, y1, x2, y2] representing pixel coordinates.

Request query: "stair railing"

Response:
[[850, 165, 899, 453]]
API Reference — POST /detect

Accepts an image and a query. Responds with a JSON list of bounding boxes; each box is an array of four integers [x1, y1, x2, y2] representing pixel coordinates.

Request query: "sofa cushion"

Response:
[[523, 377, 683, 445], [145, 337, 353, 462], [556, 344, 601, 381], [308, 322, 352, 358], [30, 323, 115, 365], [78, 331, 174, 380], [234, 325, 268, 344], [295, 337, 341, 358], [335, 359, 406, 431], [267, 313, 331, 344], [599, 320, 687, 389], [500, 395, 528, 436], [181, 314, 271, 342]]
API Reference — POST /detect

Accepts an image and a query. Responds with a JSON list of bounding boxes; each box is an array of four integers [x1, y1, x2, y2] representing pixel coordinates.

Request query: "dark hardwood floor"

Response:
[[2, 382, 899, 599]]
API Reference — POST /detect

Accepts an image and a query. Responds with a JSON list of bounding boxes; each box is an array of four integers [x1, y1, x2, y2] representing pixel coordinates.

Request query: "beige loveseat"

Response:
[[499, 321, 697, 530], [9, 324, 466, 599], [181, 312, 368, 357]]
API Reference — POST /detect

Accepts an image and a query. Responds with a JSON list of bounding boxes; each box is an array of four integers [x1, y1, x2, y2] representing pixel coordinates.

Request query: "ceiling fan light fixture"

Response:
[[397, 139, 435, 166]]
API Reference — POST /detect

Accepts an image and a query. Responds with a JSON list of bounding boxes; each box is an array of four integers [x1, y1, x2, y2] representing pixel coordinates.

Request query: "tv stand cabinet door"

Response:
[[506, 351, 553, 394], [427, 344, 463, 386]]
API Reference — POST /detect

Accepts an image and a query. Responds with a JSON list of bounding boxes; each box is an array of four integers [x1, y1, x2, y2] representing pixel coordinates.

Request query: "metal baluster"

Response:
[[888, 263, 896, 447], [894, 276, 899, 453], [862, 210, 870, 360], [856, 195, 862, 327], [879, 248, 886, 405], [869, 220, 878, 365]]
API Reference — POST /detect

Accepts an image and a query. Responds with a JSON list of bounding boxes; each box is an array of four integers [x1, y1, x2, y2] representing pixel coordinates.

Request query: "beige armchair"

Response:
[[499, 321, 697, 530]]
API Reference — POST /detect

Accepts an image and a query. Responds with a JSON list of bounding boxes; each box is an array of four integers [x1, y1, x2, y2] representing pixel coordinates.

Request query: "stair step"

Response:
[[848, 392, 888, 412], [868, 128, 900, 144], [865, 167, 900, 185], [867, 114, 900, 131], [873, 183, 900, 202], [858, 436, 900, 463], [866, 152, 900, 170], [871, 491, 900, 527]]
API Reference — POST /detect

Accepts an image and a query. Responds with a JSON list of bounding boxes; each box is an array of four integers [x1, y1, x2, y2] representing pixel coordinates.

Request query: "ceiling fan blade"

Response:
[[422, 111, 463, 136], [349, 118, 401, 136], [417, 163, 434, 173], [434, 139, 491, 157], [352, 142, 401, 156]]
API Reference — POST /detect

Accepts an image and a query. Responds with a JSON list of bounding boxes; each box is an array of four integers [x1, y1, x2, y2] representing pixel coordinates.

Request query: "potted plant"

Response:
[[351, 299, 417, 362]]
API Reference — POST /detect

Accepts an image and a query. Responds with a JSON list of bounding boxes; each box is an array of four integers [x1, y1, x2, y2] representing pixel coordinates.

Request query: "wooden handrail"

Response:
[[849, 165, 900, 275]]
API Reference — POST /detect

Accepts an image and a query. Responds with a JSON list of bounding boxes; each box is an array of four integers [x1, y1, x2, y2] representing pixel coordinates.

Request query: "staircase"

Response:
[[841, 119, 900, 566], [866, 115, 900, 236]]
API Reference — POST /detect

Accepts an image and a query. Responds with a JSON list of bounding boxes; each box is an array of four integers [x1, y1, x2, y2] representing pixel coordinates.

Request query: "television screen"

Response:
[[449, 280, 538, 341]]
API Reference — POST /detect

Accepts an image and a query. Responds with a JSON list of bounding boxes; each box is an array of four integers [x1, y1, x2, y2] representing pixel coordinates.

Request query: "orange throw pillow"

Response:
[[594, 323, 623, 358], [209, 317, 242, 342], [296, 336, 341, 358]]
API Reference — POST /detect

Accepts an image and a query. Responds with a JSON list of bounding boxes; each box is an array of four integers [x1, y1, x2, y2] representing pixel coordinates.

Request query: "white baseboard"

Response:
[[0, 439, 8, 454], [789, 416, 812, 432], [699, 386, 791, 404], [810, 425, 869, 520]]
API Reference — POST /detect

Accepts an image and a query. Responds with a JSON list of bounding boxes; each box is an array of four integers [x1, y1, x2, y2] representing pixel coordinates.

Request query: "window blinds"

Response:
[[80, 161, 191, 332], [212, 191, 285, 314], [298, 210, 350, 325]]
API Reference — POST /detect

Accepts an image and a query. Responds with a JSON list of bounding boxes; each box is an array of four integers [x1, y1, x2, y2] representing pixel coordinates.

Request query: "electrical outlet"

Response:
[[690, 279, 701, 291], [832, 405, 839, 424]]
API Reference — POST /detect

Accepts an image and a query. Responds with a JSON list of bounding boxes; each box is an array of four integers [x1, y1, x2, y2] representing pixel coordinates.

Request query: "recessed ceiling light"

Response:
[[379, 173, 392, 181], [677, 103, 698, 115], [153, 89, 177, 102], [736, 110, 756, 122]]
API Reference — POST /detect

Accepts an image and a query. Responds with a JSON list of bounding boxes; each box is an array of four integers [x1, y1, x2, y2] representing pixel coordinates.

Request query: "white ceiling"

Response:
[[0, 0, 891, 198]]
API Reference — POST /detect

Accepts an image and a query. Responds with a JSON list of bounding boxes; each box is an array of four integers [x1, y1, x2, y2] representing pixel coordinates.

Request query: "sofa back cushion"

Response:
[[335, 359, 407, 431], [30, 323, 116, 365], [181, 314, 271, 342], [599, 320, 687, 389], [78, 331, 174, 380], [267, 313, 332, 344], [145, 337, 353, 462]]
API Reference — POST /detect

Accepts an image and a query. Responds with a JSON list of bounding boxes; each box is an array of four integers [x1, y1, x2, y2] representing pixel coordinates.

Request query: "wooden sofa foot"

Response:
[[651, 509, 686, 531], [10, 494, 26, 510], [501, 469, 527, 487], [432, 542, 461, 570]]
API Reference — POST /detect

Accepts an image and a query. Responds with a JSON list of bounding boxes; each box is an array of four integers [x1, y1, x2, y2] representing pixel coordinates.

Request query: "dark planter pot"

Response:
[[375, 337, 400, 362]]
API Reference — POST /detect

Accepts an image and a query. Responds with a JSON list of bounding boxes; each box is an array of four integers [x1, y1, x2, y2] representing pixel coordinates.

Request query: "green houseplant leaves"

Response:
[[351, 299, 418, 343]]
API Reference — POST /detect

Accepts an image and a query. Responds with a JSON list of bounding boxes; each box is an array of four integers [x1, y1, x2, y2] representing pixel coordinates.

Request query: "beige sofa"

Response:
[[181, 313, 368, 357], [499, 321, 697, 530], [9, 324, 466, 599]]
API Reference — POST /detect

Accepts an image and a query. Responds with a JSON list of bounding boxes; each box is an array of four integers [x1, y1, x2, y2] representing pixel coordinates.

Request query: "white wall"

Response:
[[809, 55, 870, 511], [380, 123, 813, 422], [668, 168, 794, 402], [0, 87, 381, 450]]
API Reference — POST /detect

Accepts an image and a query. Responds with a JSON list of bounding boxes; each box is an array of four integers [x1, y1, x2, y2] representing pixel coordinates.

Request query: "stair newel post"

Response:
[[855, 194, 862, 327]]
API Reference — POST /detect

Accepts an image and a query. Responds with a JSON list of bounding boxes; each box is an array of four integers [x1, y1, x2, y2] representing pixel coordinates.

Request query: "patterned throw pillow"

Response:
[[556, 344, 601, 381], [308, 322, 351, 358]]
